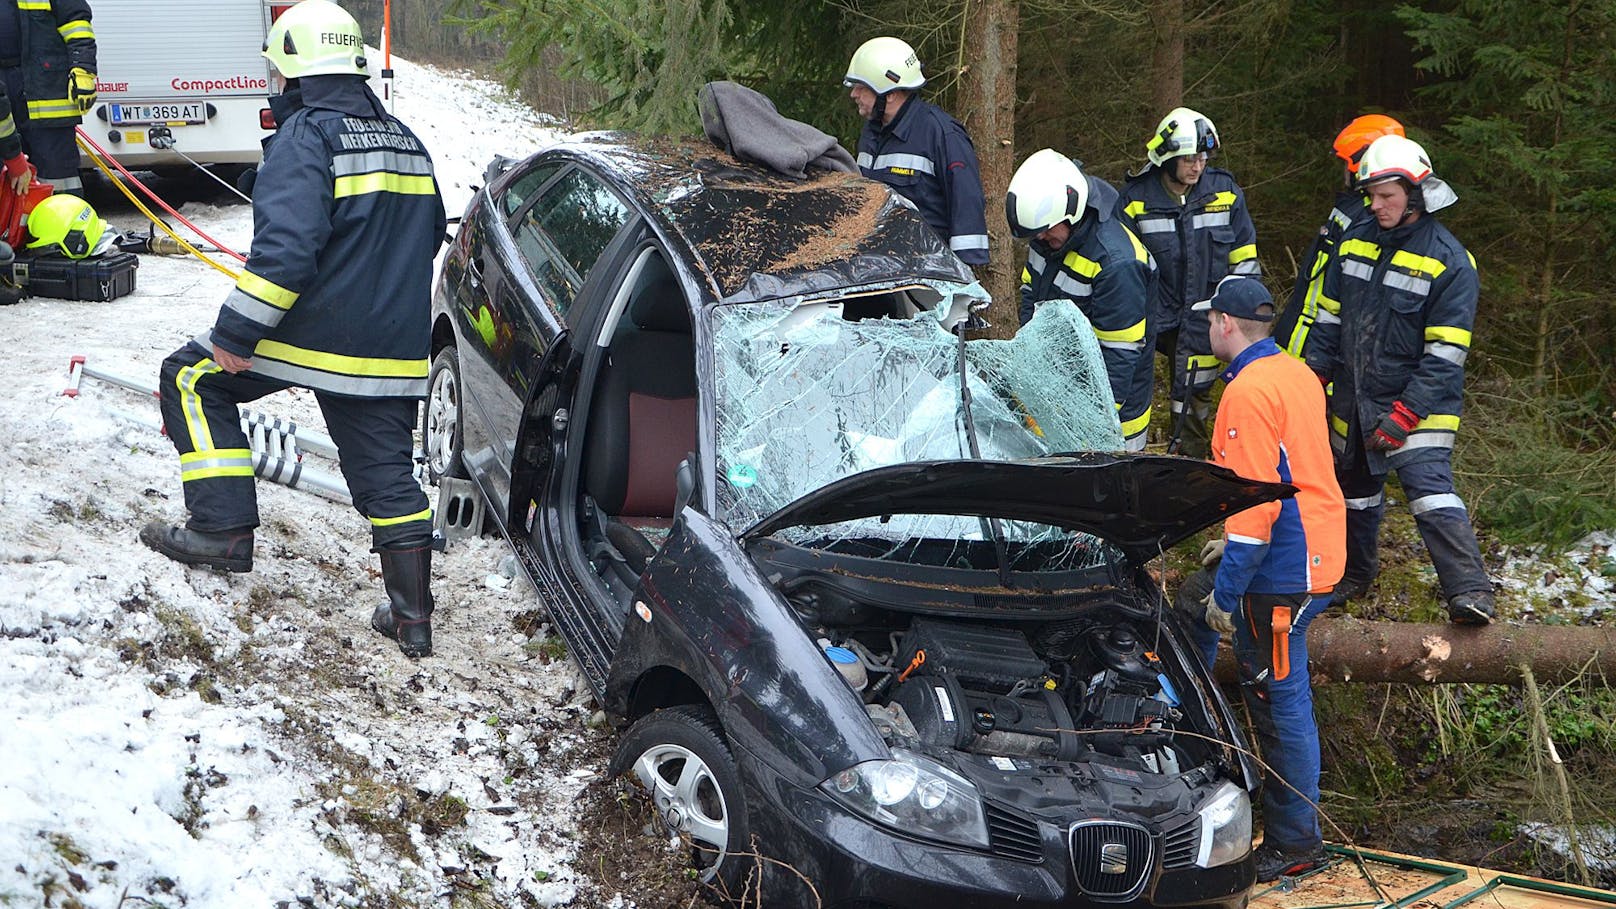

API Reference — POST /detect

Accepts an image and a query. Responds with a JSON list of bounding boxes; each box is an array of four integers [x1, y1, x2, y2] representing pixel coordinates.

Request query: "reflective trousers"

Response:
[[1156, 320, 1218, 459], [1335, 452, 1489, 600], [1187, 577, 1324, 852], [156, 342, 432, 549]]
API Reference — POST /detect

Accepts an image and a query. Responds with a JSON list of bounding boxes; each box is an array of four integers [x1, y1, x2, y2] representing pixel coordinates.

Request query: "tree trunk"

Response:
[[1213, 617, 1616, 686], [957, 0, 1020, 338], [1150, 0, 1186, 121]]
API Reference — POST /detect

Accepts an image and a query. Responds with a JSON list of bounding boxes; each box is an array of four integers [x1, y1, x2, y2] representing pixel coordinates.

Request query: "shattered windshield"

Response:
[[712, 286, 1127, 572]]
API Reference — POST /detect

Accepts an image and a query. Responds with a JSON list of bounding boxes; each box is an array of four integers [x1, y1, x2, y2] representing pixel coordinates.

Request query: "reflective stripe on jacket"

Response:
[[1114, 166, 1259, 336], [206, 77, 447, 398], [857, 97, 989, 266], [0, 82, 20, 161], [14, 0, 94, 124], [1320, 214, 1477, 473], [1212, 337, 1345, 605], [1018, 175, 1155, 449], [1273, 191, 1371, 377]]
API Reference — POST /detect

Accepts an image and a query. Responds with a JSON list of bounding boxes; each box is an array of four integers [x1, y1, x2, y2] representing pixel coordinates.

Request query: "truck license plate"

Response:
[[109, 102, 206, 125]]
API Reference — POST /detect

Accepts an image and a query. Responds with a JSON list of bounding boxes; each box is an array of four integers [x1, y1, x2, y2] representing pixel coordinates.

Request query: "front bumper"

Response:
[[738, 749, 1255, 909]]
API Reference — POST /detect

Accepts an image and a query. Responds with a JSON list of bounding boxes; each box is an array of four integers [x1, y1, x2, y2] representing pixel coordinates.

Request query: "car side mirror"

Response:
[[675, 453, 699, 515]]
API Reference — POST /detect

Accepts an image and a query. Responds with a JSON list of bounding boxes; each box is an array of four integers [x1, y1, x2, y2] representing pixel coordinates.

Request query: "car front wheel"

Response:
[[611, 705, 755, 898], [423, 347, 465, 483]]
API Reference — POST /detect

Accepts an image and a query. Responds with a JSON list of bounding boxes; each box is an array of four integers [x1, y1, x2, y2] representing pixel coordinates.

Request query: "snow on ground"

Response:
[[0, 58, 625, 908], [1498, 531, 1616, 620]]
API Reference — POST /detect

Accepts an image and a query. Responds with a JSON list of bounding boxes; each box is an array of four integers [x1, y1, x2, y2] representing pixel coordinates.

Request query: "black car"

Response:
[[427, 134, 1281, 908]]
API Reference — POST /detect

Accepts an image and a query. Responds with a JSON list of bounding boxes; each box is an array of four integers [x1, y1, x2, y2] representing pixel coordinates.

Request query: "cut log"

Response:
[[1213, 616, 1616, 686]]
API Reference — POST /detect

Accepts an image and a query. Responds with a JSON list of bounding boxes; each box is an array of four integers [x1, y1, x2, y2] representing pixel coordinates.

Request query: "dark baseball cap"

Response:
[[1191, 276, 1274, 321]]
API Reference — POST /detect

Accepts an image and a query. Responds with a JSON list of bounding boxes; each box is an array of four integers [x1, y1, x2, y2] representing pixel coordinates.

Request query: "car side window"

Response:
[[511, 168, 632, 318], [498, 162, 562, 217]]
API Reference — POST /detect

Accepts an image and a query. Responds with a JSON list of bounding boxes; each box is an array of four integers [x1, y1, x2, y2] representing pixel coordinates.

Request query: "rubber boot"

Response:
[[140, 522, 254, 573], [371, 544, 434, 657]]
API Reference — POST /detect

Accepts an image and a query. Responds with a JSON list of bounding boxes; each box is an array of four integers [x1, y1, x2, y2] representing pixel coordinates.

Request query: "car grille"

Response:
[[1070, 821, 1153, 900], [984, 803, 1044, 863], [1161, 817, 1200, 869]]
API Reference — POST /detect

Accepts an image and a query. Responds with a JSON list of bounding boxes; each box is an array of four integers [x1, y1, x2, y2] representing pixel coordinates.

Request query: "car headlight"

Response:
[[822, 748, 990, 849], [1195, 781, 1252, 868]]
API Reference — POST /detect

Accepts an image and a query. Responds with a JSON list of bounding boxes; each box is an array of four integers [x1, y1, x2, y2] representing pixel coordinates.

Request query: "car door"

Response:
[[462, 160, 636, 520]]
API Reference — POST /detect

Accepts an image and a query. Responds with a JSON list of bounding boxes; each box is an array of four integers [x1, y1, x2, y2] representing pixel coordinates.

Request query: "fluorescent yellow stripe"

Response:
[[1187, 354, 1221, 369], [371, 508, 433, 527], [180, 448, 251, 464], [176, 359, 224, 451], [1020, 267, 1031, 285], [1120, 410, 1151, 437], [1424, 326, 1472, 347], [17, 1, 49, 9], [237, 271, 299, 310], [1318, 292, 1341, 315], [254, 339, 429, 379], [333, 172, 437, 199], [1389, 250, 1447, 278], [1062, 251, 1101, 279], [1124, 200, 1146, 219], [27, 99, 80, 119], [1417, 414, 1461, 432], [1094, 318, 1147, 344], [1229, 244, 1258, 264], [1339, 238, 1381, 260], [0, 117, 15, 138], [1123, 226, 1149, 264], [58, 19, 93, 40], [1330, 414, 1349, 437], [1211, 191, 1237, 208], [183, 465, 257, 481]]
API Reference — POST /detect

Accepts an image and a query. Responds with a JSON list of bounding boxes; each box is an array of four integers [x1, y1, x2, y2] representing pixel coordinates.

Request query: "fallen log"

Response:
[[1213, 616, 1616, 686]]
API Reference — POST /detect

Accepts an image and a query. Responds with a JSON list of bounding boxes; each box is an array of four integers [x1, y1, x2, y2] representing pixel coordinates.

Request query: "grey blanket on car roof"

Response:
[[699, 81, 857, 179]]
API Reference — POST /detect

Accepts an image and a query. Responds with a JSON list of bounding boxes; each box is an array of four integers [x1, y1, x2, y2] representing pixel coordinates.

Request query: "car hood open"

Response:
[[739, 453, 1296, 563]]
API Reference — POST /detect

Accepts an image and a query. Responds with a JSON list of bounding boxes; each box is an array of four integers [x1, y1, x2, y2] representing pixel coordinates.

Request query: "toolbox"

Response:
[[14, 250, 140, 302]]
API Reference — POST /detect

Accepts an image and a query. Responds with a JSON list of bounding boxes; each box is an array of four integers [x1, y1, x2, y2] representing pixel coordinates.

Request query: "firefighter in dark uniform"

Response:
[[1320, 134, 1494, 625], [1, 79, 33, 195], [141, 0, 449, 657], [0, 0, 96, 195], [1006, 148, 1154, 450], [844, 36, 989, 268], [1115, 107, 1259, 457], [1273, 115, 1405, 378]]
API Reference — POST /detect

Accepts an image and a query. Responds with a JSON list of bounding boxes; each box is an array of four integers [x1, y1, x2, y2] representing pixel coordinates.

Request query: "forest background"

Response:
[[345, 0, 1616, 882]]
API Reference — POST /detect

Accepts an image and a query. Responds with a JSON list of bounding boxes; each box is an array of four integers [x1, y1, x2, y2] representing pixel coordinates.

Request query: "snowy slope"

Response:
[[0, 57, 625, 908]]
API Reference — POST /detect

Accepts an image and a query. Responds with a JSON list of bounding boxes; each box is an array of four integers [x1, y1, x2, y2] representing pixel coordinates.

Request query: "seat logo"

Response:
[[1099, 842, 1128, 875]]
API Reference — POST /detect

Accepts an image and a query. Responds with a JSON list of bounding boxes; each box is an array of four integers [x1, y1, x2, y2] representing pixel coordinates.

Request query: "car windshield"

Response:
[[712, 285, 1128, 573]]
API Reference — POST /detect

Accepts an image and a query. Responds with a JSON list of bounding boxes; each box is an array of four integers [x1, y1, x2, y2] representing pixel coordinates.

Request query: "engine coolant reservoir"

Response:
[[824, 645, 868, 692]]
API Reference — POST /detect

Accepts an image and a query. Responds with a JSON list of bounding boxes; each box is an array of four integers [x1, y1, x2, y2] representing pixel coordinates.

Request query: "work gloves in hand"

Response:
[[3, 154, 29, 196], [1202, 589, 1235, 637], [1367, 400, 1420, 451], [1199, 538, 1226, 567], [68, 67, 97, 114]]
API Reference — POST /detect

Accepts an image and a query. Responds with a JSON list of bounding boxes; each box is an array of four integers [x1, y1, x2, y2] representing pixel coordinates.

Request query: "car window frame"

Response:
[[502, 162, 635, 324]]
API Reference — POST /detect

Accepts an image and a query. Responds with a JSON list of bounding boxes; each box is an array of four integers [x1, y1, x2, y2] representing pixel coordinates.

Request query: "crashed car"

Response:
[[427, 134, 1284, 907]]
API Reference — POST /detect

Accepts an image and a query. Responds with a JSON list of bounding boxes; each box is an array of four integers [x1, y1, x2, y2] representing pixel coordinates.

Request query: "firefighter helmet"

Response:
[[1005, 149, 1089, 239], [1333, 114, 1405, 169], [1146, 107, 1219, 167], [843, 37, 925, 94], [1355, 134, 1457, 212], [25, 194, 107, 260], [264, 0, 368, 79]]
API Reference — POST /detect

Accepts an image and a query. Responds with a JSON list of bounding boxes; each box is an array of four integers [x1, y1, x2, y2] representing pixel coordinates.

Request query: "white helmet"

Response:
[[1005, 149, 1088, 239], [843, 37, 925, 94], [1355, 134, 1457, 212], [1146, 106, 1219, 167], [264, 0, 368, 79]]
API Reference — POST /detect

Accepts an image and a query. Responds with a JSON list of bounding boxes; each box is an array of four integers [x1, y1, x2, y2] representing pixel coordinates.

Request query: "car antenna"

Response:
[[953, 319, 1013, 588]]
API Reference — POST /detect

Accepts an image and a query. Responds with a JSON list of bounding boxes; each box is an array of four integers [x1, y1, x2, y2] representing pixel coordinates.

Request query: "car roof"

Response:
[[538, 133, 975, 304]]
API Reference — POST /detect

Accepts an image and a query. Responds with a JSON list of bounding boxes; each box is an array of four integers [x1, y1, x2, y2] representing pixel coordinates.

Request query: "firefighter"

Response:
[[1115, 107, 1259, 457], [1007, 148, 1154, 450], [140, 0, 449, 657], [1, 80, 31, 195], [844, 36, 989, 268], [1273, 114, 1406, 378], [1321, 134, 1494, 624], [1187, 275, 1345, 883], [0, 0, 96, 195]]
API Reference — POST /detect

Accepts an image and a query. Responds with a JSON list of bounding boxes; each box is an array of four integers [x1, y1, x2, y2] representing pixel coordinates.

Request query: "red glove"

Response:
[[3, 154, 26, 180], [1368, 401, 1420, 451]]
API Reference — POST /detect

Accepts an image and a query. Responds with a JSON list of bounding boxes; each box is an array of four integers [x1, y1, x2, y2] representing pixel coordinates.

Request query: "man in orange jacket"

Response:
[[1187, 276, 1345, 883]]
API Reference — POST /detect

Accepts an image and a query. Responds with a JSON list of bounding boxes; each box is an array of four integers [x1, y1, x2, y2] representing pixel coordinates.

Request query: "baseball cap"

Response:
[[1191, 276, 1274, 321]]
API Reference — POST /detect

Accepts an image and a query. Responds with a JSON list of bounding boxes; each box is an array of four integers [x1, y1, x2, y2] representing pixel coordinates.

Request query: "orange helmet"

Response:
[[1333, 114, 1405, 169]]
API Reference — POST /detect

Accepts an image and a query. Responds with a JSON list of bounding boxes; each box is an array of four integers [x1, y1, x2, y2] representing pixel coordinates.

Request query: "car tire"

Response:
[[423, 347, 466, 483], [610, 704, 756, 899]]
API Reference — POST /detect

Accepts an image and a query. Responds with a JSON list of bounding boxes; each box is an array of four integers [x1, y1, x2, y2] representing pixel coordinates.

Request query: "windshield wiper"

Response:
[[954, 322, 1014, 587]]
